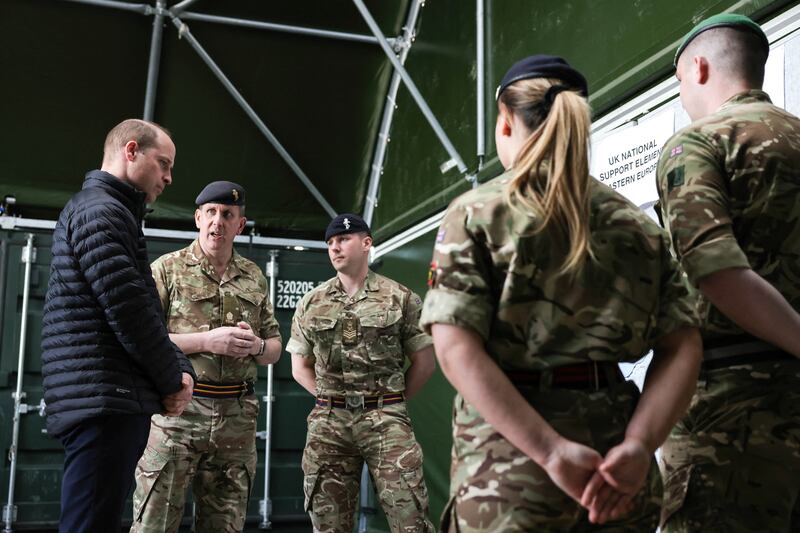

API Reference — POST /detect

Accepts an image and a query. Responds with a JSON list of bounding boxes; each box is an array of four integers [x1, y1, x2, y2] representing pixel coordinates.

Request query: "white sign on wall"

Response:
[[764, 45, 785, 109], [590, 110, 675, 209]]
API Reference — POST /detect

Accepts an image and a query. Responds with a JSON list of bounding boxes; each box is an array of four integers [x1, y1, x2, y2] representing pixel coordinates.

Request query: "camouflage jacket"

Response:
[[286, 270, 432, 396], [420, 171, 700, 370], [151, 240, 281, 383], [656, 90, 800, 341]]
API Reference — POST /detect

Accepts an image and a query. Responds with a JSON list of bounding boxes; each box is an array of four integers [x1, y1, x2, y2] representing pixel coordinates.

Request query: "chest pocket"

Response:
[[360, 307, 403, 361], [172, 283, 218, 330], [235, 291, 264, 328], [309, 316, 337, 366]]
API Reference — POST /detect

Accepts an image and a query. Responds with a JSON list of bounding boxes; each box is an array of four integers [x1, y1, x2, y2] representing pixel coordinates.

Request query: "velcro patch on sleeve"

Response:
[[667, 165, 685, 192]]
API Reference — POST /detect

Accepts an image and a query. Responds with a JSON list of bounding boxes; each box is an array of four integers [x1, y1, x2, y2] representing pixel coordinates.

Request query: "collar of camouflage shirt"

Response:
[[329, 270, 380, 301]]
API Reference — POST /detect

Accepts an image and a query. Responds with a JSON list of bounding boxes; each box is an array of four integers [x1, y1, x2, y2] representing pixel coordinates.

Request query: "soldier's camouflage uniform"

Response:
[[419, 171, 700, 532], [656, 90, 800, 531], [286, 270, 434, 533], [131, 240, 281, 533]]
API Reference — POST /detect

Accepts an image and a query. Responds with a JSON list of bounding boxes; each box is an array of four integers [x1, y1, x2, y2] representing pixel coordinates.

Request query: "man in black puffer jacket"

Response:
[[41, 119, 197, 533]]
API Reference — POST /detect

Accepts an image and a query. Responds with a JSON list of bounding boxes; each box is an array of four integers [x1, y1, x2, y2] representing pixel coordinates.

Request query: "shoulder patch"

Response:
[[427, 260, 438, 288], [667, 165, 685, 192], [669, 144, 683, 158]]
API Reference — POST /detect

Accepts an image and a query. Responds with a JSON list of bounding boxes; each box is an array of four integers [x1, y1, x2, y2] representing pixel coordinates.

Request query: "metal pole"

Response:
[[179, 11, 392, 46], [0, 240, 7, 347], [60, 0, 154, 15], [352, 0, 469, 176], [476, 0, 486, 171], [260, 251, 279, 529], [143, 0, 166, 121], [169, 16, 338, 219], [169, 0, 201, 15], [3, 234, 35, 533], [363, 0, 423, 226]]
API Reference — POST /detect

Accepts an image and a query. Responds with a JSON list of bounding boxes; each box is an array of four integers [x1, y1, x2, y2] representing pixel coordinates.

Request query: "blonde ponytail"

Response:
[[501, 78, 593, 275]]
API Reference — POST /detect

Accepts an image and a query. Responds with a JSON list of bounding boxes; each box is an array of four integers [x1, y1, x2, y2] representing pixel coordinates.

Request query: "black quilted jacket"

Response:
[[41, 170, 195, 437]]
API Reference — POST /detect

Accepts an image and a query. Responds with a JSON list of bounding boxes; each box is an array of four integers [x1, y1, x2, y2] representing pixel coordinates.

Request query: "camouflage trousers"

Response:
[[130, 395, 259, 533], [302, 401, 434, 533], [659, 358, 800, 532], [444, 380, 662, 532]]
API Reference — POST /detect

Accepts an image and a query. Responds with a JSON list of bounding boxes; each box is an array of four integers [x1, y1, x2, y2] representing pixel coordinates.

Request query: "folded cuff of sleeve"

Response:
[[681, 235, 750, 285], [285, 337, 311, 357], [404, 333, 433, 355], [156, 369, 183, 397], [178, 356, 198, 382], [653, 313, 703, 343], [419, 288, 491, 341]]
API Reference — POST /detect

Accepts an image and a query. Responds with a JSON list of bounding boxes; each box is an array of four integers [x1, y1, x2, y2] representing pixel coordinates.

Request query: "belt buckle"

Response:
[[345, 394, 364, 409]]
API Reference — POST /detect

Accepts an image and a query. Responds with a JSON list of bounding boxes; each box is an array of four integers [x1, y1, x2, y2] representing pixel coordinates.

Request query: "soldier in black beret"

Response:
[[324, 212, 371, 242], [132, 179, 283, 532], [287, 211, 436, 531], [195, 180, 246, 208]]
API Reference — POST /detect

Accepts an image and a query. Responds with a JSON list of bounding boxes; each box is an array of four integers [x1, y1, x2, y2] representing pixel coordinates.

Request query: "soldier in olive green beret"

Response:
[[420, 54, 702, 531], [287, 213, 436, 532], [656, 13, 800, 532], [131, 181, 282, 533]]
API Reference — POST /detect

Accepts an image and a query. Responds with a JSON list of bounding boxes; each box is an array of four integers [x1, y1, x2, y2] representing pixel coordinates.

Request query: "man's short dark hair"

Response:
[[103, 119, 171, 157], [683, 27, 768, 87]]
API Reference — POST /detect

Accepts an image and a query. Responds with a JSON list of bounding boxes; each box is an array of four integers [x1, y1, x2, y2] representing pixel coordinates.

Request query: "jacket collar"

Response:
[[327, 270, 379, 301], [83, 170, 148, 220], [718, 89, 772, 112]]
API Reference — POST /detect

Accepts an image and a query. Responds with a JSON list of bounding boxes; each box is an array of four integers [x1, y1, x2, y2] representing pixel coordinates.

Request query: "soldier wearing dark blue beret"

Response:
[[324, 213, 371, 242], [132, 178, 283, 532], [288, 212, 436, 532], [195, 180, 246, 207]]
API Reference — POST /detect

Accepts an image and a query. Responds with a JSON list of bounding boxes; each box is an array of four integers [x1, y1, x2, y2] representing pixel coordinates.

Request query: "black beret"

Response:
[[195, 180, 246, 206], [496, 54, 588, 101], [325, 213, 371, 242]]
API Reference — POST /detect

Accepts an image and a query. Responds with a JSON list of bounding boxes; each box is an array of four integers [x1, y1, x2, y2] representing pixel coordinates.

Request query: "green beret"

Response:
[[674, 13, 768, 67], [195, 180, 246, 206]]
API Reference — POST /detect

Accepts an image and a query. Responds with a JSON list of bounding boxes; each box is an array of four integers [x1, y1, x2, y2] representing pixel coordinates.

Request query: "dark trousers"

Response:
[[59, 414, 151, 533]]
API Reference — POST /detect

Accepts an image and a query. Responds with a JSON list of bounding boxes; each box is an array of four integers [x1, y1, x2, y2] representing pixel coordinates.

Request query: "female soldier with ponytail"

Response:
[[420, 55, 702, 531]]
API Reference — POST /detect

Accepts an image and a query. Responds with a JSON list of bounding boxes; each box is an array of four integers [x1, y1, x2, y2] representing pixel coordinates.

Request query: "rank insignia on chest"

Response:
[[342, 316, 358, 346]]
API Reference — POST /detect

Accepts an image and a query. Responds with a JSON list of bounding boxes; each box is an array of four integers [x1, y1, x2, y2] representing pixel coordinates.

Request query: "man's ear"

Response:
[[124, 140, 138, 162], [236, 216, 247, 235], [694, 55, 710, 85]]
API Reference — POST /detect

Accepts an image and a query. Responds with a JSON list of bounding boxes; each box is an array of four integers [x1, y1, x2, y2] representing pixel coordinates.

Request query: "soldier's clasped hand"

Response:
[[204, 323, 259, 358]]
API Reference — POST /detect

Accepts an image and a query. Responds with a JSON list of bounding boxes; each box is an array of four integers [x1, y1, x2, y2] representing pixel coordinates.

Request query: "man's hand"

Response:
[[581, 474, 637, 524], [162, 372, 194, 416], [204, 323, 258, 358]]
